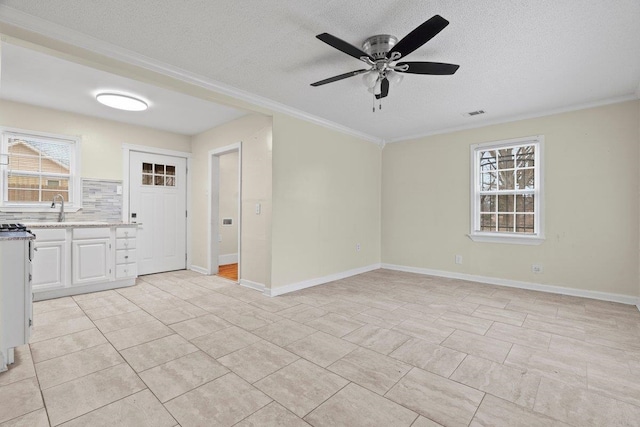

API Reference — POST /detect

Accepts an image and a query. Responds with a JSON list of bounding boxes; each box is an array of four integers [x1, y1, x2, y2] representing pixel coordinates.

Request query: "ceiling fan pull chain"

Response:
[[372, 93, 375, 113]]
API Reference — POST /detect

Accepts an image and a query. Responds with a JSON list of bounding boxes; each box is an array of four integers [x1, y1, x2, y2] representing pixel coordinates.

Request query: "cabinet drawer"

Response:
[[116, 263, 137, 279], [115, 238, 136, 250], [116, 228, 137, 238], [73, 227, 110, 239], [116, 249, 137, 265], [33, 228, 66, 242]]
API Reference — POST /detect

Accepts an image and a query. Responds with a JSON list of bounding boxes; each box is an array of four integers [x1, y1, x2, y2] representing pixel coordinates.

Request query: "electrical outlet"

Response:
[[455, 255, 463, 265], [356, 243, 361, 252], [532, 264, 543, 274]]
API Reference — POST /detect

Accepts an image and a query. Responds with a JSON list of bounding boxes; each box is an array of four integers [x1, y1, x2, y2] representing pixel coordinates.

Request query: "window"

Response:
[[0, 128, 81, 212], [142, 162, 176, 187], [469, 135, 544, 245]]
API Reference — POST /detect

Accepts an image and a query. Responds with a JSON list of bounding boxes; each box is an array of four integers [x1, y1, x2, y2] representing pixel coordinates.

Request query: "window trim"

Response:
[[468, 135, 545, 245], [0, 127, 82, 212]]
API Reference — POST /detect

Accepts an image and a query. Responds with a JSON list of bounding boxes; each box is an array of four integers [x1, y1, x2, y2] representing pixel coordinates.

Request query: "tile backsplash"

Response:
[[0, 179, 123, 222]]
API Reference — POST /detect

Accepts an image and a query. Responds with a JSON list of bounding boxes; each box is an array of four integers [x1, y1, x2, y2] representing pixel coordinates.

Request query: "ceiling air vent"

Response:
[[462, 110, 485, 117]]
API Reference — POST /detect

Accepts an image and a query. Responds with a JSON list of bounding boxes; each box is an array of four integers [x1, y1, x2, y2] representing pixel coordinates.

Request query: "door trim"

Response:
[[207, 142, 242, 280], [122, 144, 192, 270]]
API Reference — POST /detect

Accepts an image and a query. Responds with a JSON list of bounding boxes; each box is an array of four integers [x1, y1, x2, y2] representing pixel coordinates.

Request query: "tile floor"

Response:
[[1, 269, 640, 426]]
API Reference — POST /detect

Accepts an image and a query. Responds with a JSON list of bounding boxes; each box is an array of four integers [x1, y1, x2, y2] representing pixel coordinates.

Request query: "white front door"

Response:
[[129, 151, 187, 275]]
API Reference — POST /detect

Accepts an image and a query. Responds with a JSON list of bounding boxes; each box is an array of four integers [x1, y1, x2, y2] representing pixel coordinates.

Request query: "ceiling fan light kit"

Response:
[[311, 15, 459, 112]]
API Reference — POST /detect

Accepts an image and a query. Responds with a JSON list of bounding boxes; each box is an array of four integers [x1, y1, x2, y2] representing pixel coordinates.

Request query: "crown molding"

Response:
[[386, 94, 640, 144], [0, 5, 383, 146]]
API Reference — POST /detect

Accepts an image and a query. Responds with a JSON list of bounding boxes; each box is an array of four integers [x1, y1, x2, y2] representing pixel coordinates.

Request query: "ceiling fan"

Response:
[[310, 15, 459, 110]]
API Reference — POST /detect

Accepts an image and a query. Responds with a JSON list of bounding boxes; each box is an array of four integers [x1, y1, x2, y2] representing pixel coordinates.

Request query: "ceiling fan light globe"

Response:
[[362, 71, 378, 88], [387, 70, 403, 86], [373, 79, 382, 95]]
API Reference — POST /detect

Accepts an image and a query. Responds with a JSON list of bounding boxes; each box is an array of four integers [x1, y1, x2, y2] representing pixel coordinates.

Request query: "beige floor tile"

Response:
[[434, 311, 493, 335], [59, 389, 175, 427], [165, 373, 272, 427], [505, 301, 558, 317], [549, 334, 631, 371], [386, 367, 484, 427], [29, 316, 95, 343], [389, 338, 467, 377], [450, 355, 540, 409], [33, 297, 78, 315], [74, 293, 131, 310], [139, 351, 229, 402], [29, 329, 106, 364], [586, 366, 640, 407], [534, 377, 640, 426], [305, 313, 364, 337], [216, 308, 282, 330], [83, 302, 139, 321], [0, 378, 43, 424], [190, 326, 261, 358], [442, 330, 512, 363], [168, 314, 230, 340], [92, 310, 156, 334], [285, 331, 357, 367], [328, 347, 410, 395], [523, 315, 586, 340], [43, 363, 145, 425], [235, 401, 309, 427], [277, 305, 328, 324], [344, 324, 410, 355], [0, 345, 35, 387], [248, 295, 299, 313], [470, 395, 568, 427], [187, 292, 246, 312], [104, 320, 173, 350], [219, 340, 299, 383], [152, 304, 209, 325], [34, 307, 85, 326], [486, 322, 551, 350], [253, 319, 317, 347], [504, 344, 587, 387], [0, 408, 49, 427], [411, 416, 443, 426], [463, 295, 510, 309], [321, 300, 370, 317], [392, 319, 454, 344], [35, 343, 123, 389], [255, 359, 348, 417], [120, 334, 198, 372], [471, 305, 527, 326], [304, 383, 418, 427]]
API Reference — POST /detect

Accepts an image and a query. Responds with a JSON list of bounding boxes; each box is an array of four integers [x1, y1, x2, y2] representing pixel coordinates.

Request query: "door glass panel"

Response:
[[166, 165, 176, 176], [142, 163, 153, 173], [154, 164, 165, 174], [166, 176, 175, 187], [154, 175, 165, 186], [142, 174, 153, 185]]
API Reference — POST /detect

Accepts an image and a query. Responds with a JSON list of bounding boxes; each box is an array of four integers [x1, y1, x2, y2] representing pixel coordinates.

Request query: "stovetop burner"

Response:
[[0, 223, 28, 232]]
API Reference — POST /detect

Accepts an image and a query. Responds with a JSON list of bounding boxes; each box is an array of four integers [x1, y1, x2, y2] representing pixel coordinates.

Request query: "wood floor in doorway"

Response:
[[218, 263, 238, 281]]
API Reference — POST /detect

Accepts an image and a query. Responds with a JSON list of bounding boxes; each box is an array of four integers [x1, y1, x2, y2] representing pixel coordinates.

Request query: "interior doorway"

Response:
[[208, 143, 241, 281]]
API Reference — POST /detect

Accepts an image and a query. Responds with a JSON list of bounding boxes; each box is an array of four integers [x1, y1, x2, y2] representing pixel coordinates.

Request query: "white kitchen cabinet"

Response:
[[29, 224, 139, 301]]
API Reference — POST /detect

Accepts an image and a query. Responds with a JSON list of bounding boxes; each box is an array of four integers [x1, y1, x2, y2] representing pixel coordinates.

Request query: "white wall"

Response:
[[383, 100, 640, 298], [271, 113, 382, 290], [0, 99, 191, 180], [190, 114, 272, 286], [218, 151, 239, 260]]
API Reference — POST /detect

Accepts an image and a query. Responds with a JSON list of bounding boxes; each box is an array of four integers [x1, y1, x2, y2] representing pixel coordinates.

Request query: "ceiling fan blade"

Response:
[[396, 61, 459, 75], [316, 33, 373, 61], [375, 78, 390, 99], [390, 15, 449, 59], [310, 69, 369, 87]]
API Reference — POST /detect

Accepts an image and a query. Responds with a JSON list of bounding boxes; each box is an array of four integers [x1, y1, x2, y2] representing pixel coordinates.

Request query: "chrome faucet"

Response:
[[51, 194, 65, 222]]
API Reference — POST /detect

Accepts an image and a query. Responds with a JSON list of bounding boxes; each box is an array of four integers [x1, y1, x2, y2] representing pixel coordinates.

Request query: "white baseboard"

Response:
[[265, 263, 382, 297], [381, 263, 639, 306], [240, 279, 265, 292], [33, 278, 136, 301], [189, 265, 209, 275], [218, 253, 238, 265]]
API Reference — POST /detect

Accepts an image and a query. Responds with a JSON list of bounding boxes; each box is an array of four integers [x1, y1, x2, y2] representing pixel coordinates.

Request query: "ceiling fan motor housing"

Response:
[[362, 35, 398, 60]]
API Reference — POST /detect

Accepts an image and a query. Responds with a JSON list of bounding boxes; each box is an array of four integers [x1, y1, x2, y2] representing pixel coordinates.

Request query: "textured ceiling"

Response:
[[0, 42, 247, 136], [0, 0, 639, 142]]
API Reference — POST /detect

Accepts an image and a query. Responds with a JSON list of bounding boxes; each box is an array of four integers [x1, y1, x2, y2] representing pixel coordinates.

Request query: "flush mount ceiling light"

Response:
[[96, 93, 148, 111]]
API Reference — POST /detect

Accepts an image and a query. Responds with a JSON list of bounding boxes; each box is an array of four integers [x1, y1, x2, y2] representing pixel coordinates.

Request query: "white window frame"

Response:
[[0, 127, 82, 212], [468, 135, 544, 245]]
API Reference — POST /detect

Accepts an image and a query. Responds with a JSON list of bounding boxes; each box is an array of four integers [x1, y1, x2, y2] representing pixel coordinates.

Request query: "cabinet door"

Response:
[[32, 240, 66, 291], [72, 238, 110, 286]]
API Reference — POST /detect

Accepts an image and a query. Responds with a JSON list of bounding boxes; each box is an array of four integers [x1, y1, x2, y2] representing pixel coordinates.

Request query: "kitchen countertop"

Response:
[[0, 231, 35, 241], [24, 222, 140, 228]]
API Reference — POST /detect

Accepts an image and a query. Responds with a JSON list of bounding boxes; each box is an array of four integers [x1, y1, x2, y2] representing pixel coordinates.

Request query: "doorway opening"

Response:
[[208, 143, 242, 282]]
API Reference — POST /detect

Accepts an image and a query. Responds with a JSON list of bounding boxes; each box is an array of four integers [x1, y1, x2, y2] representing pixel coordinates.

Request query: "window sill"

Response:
[[467, 233, 545, 245], [0, 205, 82, 213]]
